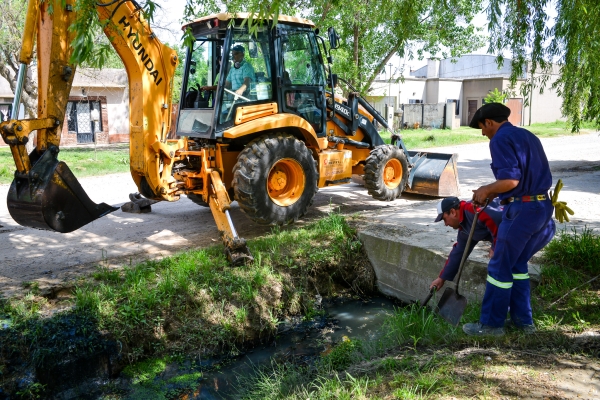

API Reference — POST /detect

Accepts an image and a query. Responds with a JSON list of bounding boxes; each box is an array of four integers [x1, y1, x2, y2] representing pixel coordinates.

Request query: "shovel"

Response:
[[436, 199, 489, 326]]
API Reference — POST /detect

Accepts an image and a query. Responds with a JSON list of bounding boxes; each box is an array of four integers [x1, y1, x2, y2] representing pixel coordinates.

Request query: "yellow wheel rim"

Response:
[[267, 158, 305, 206], [383, 158, 403, 189]]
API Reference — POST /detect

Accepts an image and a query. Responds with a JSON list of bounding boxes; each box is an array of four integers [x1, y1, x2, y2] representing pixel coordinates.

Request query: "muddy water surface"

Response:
[[174, 296, 401, 399]]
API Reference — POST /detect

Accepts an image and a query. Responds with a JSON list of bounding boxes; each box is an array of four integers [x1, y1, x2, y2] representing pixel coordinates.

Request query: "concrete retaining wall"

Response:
[[358, 229, 541, 304]]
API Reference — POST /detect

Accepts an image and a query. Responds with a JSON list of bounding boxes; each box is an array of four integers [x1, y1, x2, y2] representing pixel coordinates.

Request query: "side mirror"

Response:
[[190, 60, 197, 75], [327, 27, 340, 50]]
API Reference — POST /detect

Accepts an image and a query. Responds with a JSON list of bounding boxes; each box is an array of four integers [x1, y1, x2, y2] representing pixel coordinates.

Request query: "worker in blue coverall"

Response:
[[429, 197, 503, 292], [467, 102, 556, 336]]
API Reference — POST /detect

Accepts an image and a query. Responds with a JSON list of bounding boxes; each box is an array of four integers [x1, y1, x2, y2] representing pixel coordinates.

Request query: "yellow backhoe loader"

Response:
[[1, 1, 460, 264]]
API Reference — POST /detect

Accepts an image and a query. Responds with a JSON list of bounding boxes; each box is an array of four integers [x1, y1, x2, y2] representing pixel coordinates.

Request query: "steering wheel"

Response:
[[224, 88, 251, 120], [223, 87, 250, 102]]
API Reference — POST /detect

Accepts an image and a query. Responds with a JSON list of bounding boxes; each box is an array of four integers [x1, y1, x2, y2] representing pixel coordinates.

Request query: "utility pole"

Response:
[[387, 62, 393, 108], [528, 67, 534, 126]]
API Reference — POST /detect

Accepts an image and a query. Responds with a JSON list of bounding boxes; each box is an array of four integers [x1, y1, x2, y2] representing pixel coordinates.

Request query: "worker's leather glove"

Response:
[[550, 179, 574, 223]]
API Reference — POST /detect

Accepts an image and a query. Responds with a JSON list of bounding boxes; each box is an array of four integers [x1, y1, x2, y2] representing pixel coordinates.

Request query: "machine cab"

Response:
[[176, 14, 327, 139]]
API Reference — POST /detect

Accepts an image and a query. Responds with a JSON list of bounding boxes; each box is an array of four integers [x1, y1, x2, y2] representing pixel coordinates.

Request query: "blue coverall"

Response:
[[480, 122, 556, 328], [439, 199, 503, 281]]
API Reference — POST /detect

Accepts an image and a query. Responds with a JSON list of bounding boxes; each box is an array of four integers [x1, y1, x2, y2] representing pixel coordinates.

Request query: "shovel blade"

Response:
[[7, 147, 117, 233], [435, 287, 467, 326]]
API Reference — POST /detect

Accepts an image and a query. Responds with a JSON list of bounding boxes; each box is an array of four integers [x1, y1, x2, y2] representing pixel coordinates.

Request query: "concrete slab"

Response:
[[353, 132, 600, 303]]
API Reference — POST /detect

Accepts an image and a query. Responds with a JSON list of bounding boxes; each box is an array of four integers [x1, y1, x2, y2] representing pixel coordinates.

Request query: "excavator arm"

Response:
[[0, 0, 252, 263]]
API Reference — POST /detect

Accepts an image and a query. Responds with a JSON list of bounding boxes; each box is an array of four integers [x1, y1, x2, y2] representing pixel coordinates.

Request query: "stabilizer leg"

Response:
[[207, 170, 253, 265]]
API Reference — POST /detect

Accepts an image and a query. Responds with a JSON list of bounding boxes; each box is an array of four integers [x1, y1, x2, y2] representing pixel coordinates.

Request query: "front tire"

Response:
[[232, 133, 319, 225], [364, 145, 408, 201]]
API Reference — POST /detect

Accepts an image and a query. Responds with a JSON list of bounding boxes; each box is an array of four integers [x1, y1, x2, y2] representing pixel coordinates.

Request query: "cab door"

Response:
[[277, 27, 326, 137]]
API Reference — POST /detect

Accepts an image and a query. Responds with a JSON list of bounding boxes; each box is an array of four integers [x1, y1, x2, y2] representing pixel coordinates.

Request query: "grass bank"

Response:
[[235, 226, 600, 399], [0, 144, 130, 184], [380, 120, 598, 149], [0, 213, 373, 397], [1, 121, 596, 185]]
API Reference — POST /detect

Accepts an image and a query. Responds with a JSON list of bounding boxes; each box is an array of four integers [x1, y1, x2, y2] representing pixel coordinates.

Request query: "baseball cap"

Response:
[[468, 102, 511, 128], [232, 44, 245, 53], [434, 196, 461, 222]]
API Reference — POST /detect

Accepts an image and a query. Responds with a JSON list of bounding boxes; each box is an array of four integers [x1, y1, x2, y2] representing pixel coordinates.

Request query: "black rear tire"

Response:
[[364, 145, 408, 201], [232, 133, 319, 225]]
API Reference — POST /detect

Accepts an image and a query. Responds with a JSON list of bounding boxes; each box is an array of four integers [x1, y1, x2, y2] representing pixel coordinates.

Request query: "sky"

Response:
[[150, 0, 189, 45]]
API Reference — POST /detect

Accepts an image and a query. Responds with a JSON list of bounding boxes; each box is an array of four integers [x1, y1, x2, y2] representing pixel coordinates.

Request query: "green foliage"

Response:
[[382, 303, 460, 347], [541, 227, 600, 274], [184, 0, 485, 95], [1, 212, 364, 374], [122, 358, 168, 384], [16, 382, 46, 399], [484, 88, 507, 104], [320, 338, 363, 371], [488, 0, 600, 131], [536, 227, 600, 329]]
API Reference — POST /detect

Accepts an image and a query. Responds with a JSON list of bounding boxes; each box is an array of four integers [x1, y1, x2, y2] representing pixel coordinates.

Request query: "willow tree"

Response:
[[487, 0, 600, 131]]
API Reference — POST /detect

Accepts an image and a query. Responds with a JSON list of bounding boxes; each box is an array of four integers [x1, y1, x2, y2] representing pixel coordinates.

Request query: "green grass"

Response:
[[379, 120, 599, 149], [2, 216, 600, 399], [535, 226, 600, 329], [0, 212, 369, 397], [0, 144, 130, 184], [1, 121, 596, 185], [234, 225, 600, 400]]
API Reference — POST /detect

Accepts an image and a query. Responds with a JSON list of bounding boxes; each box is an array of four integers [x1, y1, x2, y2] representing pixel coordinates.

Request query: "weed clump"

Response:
[[542, 226, 600, 273]]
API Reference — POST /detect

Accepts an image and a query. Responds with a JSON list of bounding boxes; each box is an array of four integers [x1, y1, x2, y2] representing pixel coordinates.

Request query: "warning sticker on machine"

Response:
[[323, 158, 344, 177]]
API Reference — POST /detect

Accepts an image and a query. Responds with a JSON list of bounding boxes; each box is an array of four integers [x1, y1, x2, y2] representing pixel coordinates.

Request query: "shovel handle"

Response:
[[453, 199, 489, 294], [421, 286, 437, 308]]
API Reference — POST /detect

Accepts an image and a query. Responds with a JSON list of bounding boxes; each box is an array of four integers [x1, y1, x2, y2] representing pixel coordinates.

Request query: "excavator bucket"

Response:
[[404, 151, 460, 197], [7, 147, 118, 233]]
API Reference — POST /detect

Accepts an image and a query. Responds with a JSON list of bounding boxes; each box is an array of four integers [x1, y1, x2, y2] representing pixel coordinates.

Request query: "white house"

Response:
[[367, 55, 564, 128]]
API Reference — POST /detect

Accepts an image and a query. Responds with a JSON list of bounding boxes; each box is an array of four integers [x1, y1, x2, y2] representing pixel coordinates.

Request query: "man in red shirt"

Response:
[[430, 197, 503, 291]]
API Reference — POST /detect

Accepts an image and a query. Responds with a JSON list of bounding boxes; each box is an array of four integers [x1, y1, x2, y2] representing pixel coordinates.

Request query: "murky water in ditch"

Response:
[[171, 296, 401, 399]]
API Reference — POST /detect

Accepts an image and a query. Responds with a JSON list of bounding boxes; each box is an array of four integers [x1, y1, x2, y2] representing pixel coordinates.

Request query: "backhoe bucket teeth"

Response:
[[404, 151, 460, 197], [7, 147, 118, 233]]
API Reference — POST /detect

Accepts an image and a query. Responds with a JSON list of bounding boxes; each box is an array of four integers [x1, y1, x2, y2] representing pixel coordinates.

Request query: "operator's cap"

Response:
[[468, 102, 511, 128], [232, 44, 245, 53], [434, 197, 461, 222]]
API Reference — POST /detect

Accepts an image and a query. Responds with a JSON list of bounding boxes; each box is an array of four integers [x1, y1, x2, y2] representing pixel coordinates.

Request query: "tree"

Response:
[[0, 0, 37, 118], [183, 0, 486, 94], [487, 0, 600, 131], [484, 88, 507, 104]]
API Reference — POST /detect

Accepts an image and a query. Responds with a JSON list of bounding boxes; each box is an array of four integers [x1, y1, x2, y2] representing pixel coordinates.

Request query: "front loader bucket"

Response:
[[404, 151, 460, 197], [7, 147, 118, 233]]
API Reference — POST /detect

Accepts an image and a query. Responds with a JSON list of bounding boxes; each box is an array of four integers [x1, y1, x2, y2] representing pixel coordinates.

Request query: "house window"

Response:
[[447, 99, 460, 116], [409, 99, 423, 104], [0, 104, 12, 122]]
